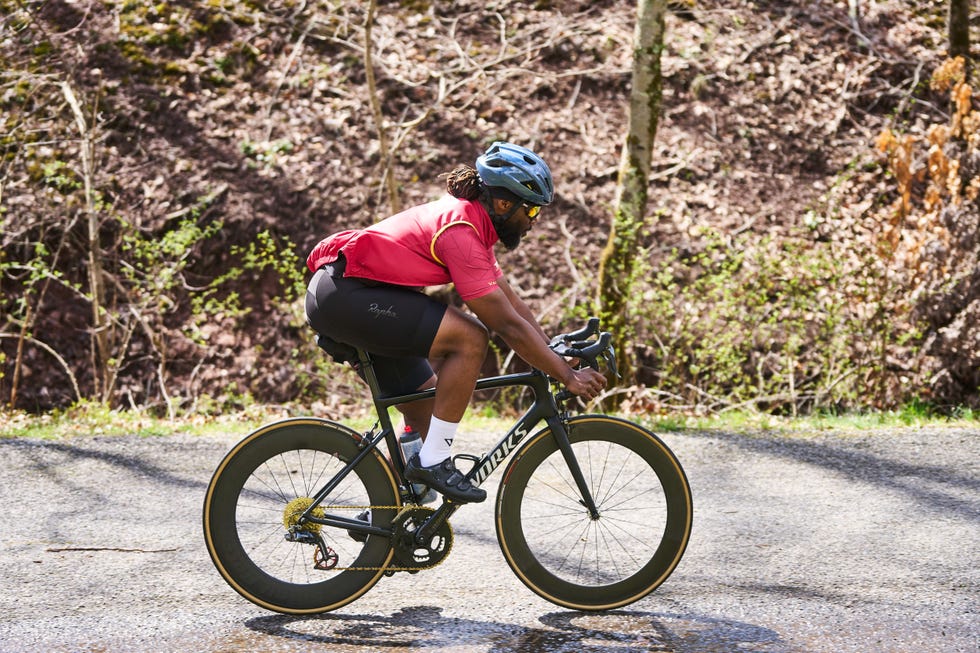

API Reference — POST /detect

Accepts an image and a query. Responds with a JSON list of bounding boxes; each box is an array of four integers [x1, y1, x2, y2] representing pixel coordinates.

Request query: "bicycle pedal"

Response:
[[405, 486, 437, 505]]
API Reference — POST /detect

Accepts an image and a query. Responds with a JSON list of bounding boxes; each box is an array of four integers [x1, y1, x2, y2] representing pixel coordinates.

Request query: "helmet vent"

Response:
[[475, 141, 554, 205]]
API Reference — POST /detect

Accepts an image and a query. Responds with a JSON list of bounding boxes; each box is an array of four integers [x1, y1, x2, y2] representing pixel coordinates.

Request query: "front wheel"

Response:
[[495, 415, 692, 611], [203, 418, 400, 614]]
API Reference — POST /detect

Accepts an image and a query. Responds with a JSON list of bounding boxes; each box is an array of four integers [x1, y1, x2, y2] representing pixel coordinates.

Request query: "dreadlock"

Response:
[[443, 164, 484, 200]]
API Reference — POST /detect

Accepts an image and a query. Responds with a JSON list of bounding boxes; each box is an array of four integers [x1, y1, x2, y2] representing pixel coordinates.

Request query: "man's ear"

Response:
[[494, 198, 514, 213]]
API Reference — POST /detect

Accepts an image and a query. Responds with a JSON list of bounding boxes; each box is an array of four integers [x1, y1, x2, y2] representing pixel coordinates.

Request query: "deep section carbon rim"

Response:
[[203, 419, 399, 614], [495, 416, 692, 610]]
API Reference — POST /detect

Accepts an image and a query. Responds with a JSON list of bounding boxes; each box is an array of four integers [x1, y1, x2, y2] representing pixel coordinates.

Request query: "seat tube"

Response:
[[356, 349, 392, 424], [546, 415, 600, 518]]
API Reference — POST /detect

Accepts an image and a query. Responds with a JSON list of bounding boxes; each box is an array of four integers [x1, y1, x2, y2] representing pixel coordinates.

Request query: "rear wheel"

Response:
[[203, 418, 399, 614], [495, 415, 692, 610]]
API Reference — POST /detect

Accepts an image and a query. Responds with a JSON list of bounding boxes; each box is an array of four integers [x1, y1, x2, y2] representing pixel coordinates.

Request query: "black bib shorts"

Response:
[[305, 259, 448, 396]]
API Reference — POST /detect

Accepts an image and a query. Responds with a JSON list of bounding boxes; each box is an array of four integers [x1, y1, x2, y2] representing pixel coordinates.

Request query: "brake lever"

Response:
[[551, 327, 619, 403], [602, 341, 621, 380], [560, 332, 613, 372]]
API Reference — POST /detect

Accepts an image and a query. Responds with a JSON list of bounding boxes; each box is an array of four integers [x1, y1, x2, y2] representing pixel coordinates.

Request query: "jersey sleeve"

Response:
[[432, 223, 503, 300]]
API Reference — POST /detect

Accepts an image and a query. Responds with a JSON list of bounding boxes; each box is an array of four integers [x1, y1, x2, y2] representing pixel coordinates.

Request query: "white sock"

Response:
[[419, 416, 458, 467]]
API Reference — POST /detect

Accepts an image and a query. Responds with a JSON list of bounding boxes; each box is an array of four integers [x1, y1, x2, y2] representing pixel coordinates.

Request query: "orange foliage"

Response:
[[874, 57, 978, 282]]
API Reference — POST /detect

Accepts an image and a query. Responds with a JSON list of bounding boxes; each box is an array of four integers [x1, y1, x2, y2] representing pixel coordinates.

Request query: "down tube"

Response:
[[468, 402, 552, 486]]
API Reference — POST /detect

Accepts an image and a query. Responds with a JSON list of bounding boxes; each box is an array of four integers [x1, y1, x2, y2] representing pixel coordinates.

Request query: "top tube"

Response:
[[355, 347, 551, 410]]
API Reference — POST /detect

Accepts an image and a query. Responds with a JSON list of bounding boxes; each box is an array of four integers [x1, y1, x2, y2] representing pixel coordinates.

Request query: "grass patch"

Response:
[[2, 402, 977, 441], [637, 406, 980, 435], [0, 402, 291, 440]]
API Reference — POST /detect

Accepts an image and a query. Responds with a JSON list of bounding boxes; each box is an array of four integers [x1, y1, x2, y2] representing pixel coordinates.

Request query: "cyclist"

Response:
[[305, 142, 606, 503]]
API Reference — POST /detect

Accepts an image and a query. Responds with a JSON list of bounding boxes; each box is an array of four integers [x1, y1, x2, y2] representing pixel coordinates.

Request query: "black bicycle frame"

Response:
[[301, 349, 600, 541]]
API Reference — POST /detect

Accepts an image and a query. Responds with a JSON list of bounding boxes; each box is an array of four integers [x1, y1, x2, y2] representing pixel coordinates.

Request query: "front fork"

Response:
[[546, 414, 600, 518]]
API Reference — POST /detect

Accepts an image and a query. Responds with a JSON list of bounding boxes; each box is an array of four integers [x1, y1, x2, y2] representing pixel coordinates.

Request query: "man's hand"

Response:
[[563, 366, 607, 401]]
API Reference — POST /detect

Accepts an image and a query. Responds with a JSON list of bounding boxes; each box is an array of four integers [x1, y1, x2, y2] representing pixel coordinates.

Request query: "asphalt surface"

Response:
[[0, 423, 977, 652]]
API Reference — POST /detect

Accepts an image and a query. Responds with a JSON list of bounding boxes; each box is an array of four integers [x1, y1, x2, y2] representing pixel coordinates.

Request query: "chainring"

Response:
[[390, 506, 453, 570]]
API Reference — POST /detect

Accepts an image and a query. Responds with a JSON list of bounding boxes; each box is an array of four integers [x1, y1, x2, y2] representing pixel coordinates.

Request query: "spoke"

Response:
[[587, 439, 616, 506], [235, 499, 285, 514], [595, 515, 648, 569], [296, 449, 309, 496], [521, 438, 668, 586], [244, 522, 287, 559], [528, 513, 590, 559], [585, 439, 597, 501], [523, 493, 589, 516], [284, 451, 301, 498], [595, 466, 654, 510], [249, 462, 290, 502], [598, 510, 664, 537], [593, 521, 604, 584], [308, 451, 333, 495], [598, 459, 639, 504], [596, 518, 624, 581], [557, 515, 592, 576], [236, 517, 285, 525], [542, 456, 587, 503]]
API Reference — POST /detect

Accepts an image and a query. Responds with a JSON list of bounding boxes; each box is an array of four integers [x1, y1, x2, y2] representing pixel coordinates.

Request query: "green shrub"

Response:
[[628, 228, 862, 415]]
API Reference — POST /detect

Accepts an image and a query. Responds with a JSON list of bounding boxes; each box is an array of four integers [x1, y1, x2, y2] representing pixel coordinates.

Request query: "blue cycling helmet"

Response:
[[475, 142, 554, 206]]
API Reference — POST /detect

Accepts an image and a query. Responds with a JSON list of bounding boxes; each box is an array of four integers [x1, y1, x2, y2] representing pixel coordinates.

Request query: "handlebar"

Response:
[[549, 317, 600, 347], [548, 317, 619, 378]]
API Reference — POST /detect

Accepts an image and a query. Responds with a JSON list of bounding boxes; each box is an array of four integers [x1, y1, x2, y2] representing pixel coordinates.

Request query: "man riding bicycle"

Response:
[[304, 142, 606, 504]]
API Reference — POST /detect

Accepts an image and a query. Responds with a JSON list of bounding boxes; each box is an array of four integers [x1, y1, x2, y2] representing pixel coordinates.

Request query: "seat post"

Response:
[[354, 349, 398, 436], [355, 348, 383, 399]]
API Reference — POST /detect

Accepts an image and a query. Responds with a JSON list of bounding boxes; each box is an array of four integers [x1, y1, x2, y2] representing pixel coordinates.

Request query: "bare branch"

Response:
[[0, 333, 82, 403]]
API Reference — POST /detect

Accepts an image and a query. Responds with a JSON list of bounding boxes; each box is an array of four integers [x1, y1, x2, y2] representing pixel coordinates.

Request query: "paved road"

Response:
[[0, 424, 977, 652]]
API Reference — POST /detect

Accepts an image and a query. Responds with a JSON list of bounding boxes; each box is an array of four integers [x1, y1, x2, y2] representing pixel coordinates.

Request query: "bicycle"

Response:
[[202, 318, 692, 615]]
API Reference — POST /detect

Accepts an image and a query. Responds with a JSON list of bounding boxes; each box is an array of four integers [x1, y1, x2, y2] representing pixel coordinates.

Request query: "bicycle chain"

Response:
[[310, 504, 452, 573]]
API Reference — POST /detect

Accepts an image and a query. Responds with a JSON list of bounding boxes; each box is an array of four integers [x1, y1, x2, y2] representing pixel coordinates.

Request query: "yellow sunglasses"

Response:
[[523, 203, 541, 220]]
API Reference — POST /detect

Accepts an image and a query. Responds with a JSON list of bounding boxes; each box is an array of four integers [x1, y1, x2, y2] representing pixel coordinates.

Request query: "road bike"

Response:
[[203, 318, 692, 614]]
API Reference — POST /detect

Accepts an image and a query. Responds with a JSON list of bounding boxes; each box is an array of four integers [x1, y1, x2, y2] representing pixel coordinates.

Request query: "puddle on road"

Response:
[[229, 607, 784, 652]]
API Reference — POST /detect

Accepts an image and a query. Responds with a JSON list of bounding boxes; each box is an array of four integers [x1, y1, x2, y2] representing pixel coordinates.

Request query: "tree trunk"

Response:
[[948, 0, 970, 67], [595, 0, 667, 382], [364, 0, 401, 213], [63, 81, 110, 403]]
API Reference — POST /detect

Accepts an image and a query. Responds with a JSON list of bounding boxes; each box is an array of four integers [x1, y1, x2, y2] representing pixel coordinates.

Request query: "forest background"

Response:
[[1, 0, 978, 424]]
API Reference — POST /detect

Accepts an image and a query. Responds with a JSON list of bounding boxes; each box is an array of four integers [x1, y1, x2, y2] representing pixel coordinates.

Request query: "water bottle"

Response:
[[399, 426, 435, 503], [399, 425, 423, 466]]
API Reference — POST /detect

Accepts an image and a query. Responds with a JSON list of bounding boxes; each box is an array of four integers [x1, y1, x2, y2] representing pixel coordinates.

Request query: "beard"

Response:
[[496, 219, 524, 251]]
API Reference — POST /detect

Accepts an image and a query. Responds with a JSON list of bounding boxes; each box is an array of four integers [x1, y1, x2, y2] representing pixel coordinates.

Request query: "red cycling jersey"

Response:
[[306, 195, 503, 301]]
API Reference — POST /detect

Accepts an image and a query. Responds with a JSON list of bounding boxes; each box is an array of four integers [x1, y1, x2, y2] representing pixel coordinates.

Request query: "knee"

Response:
[[468, 320, 490, 348], [460, 319, 489, 359], [436, 309, 489, 360]]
